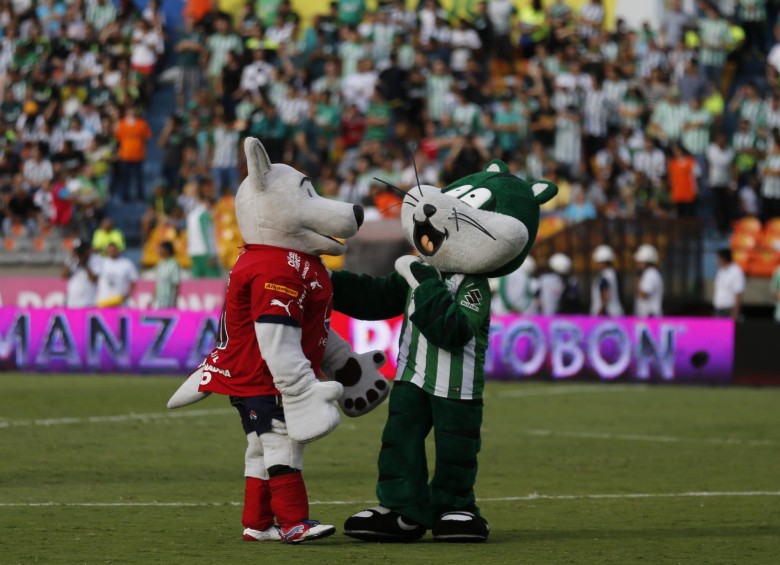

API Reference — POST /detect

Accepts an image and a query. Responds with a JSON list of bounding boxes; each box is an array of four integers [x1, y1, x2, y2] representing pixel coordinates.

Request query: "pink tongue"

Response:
[[421, 235, 434, 252]]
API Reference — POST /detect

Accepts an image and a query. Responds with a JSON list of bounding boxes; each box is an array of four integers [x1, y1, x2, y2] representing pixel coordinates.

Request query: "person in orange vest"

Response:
[[668, 143, 700, 217], [114, 105, 152, 202]]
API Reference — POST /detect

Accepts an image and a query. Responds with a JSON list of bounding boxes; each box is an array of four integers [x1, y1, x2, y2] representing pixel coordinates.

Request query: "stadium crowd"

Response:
[[0, 0, 168, 244], [2, 0, 780, 316], [131, 0, 780, 234]]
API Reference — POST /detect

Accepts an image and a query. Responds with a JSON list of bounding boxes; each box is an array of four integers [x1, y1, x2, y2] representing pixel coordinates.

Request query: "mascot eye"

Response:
[[446, 184, 473, 198], [459, 187, 493, 209]]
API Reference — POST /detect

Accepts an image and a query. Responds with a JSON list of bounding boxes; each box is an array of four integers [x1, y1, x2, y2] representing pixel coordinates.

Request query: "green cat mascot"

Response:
[[331, 161, 557, 543]]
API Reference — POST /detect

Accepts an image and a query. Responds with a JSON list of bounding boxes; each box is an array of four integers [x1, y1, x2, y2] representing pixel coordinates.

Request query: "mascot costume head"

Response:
[[332, 159, 557, 544], [402, 159, 557, 277], [236, 138, 363, 255]]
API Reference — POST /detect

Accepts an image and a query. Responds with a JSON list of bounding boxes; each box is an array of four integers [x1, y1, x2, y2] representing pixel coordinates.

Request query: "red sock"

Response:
[[269, 472, 309, 528], [242, 477, 274, 531]]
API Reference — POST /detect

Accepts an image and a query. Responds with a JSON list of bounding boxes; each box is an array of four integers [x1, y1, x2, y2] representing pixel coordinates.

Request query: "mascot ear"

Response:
[[244, 137, 272, 191], [484, 159, 509, 173], [529, 180, 558, 205]]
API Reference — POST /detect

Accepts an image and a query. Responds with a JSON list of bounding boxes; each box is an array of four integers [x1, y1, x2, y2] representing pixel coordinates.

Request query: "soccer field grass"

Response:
[[1, 375, 779, 564]]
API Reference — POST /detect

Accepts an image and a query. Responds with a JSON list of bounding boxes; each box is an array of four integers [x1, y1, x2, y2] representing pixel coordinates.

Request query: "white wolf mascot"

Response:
[[167, 138, 389, 543]]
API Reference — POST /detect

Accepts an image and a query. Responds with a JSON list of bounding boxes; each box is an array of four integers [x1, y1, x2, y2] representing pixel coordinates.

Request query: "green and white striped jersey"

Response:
[[698, 17, 730, 67], [738, 99, 766, 129], [426, 74, 453, 121], [86, 2, 117, 31], [738, 0, 766, 22], [651, 101, 688, 142], [681, 108, 713, 155], [395, 274, 491, 401], [207, 33, 243, 77], [154, 258, 181, 309], [338, 40, 366, 77]]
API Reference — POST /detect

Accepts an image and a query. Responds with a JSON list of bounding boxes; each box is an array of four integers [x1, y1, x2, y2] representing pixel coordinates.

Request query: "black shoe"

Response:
[[343, 506, 426, 542], [432, 511, 489, 543]]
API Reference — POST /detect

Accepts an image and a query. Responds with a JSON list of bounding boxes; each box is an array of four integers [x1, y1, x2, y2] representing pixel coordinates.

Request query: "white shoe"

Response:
[[279, 519, 336, 543], [243, 526, 281, 541]]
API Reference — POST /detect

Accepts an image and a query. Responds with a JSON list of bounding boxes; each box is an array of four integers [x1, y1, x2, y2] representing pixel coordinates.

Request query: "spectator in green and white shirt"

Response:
[[681, 97, 713, 158], [492, 92, 525, 161], [154, 241, 181, 309], [338, 26, 366, 78], [339, 0, 366, 27], [732, 117, 766, 176], [728, 82, 766, 130], [85, 0, 116, 32], [425, 58, 453, 123], [450, 89, 481, 136], [206, 16, 243, 86], [759, 130, 780, 220], [186, 191, 220, 279], [771, 261, 780, 322], [554, 105, 582, 178], [738, 0, 768, 54], [698, 3, 732, 85], [648, 88, 688, 147], [617, 85, 646, 131]]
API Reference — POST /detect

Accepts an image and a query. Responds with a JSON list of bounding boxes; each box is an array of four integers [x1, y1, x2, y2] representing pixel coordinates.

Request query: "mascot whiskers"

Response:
[[332, 160, 557, 542], [167, 138, 389, 543]]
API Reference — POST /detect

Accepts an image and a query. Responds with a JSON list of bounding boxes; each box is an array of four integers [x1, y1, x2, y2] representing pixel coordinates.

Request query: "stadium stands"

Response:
[[2, 0, 780, 313]]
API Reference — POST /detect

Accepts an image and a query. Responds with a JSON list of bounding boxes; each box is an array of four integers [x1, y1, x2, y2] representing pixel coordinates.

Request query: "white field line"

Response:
[[0, 408, 234, 428], [1, 491, 780, 508], [522, 429, 776, 447], [0, 385, 644, 429], [485, 384, 650, 398], [0, 402, 775, 447]]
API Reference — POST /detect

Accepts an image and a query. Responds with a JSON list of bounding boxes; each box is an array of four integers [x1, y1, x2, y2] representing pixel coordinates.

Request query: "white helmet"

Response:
[[634, 244, 659, 264], [519, 256, 537, 274], [548, 253, 572, 275], [592, 244, 615, 263]]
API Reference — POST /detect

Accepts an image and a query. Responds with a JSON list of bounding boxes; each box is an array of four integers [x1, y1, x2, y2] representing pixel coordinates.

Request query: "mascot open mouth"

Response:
[[413, 218, 448, 256]]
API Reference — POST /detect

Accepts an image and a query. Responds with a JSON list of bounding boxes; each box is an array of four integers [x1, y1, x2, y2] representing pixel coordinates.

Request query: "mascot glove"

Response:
[[321, 329, 389, 417], [282, 379, 344, 444], [335, 349, 389, 418], [395, 255, 441, 290]]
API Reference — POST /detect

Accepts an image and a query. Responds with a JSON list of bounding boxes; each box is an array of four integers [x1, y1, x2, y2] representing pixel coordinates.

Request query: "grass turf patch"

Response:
[[1, 374, 779, 564]]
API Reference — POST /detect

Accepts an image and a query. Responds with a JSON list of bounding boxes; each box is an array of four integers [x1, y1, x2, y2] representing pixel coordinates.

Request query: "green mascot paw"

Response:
[[395, 255, 441, 289]]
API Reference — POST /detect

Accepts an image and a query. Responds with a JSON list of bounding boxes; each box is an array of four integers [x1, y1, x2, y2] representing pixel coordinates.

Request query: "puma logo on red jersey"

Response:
[[270, 298, 293, 316]]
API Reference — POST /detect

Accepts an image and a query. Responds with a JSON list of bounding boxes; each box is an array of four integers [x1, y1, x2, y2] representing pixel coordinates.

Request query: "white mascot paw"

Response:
[[394, 255, 424, 289], [283, 380, 344, 444], [334, 350, 389, 417]]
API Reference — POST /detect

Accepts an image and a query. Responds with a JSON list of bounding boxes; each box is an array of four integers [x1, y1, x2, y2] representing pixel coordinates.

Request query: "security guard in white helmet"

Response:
[[634, 244, 664, 317], [591, 245, 624, 316]]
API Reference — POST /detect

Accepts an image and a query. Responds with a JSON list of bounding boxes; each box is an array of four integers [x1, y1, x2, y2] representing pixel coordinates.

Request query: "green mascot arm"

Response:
[[410, 274, 490, 350], [331, 270, 409, 320]]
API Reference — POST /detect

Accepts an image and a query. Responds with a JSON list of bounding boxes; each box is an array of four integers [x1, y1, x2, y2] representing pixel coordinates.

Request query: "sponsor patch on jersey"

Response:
[[287, 252, 301, 271], [460, 289, 483, 312], [264, 282, 299, 297]]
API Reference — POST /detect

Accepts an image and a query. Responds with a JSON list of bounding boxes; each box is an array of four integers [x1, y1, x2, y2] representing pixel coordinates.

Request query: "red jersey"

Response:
[[198, 244, 333, 397]]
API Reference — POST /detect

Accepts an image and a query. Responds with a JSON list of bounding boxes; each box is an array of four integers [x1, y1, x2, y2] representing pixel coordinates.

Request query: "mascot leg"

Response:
[[429, 396, 489, 543], [241, 432, 280, 542], [343, 382, 430, 542], [261, 419, 336, 543]]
